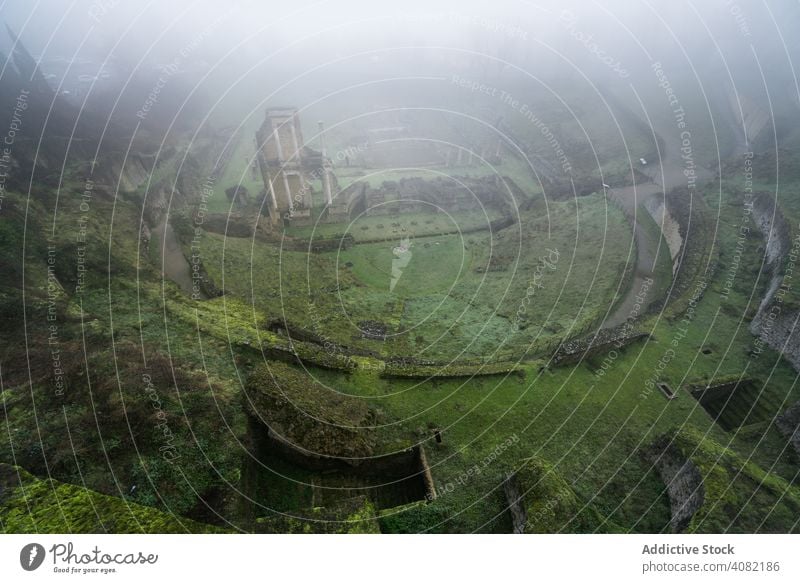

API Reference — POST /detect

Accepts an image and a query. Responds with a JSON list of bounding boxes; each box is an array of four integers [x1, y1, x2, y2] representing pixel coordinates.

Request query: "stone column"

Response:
[[289, 123, 301, 161], [281, 170, 293, 209], [322, 167, 333, 206], [272, 123, 284, 162]]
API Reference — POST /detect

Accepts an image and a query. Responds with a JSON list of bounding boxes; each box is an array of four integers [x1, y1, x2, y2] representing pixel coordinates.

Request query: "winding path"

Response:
[[602, 128, 714, 328]]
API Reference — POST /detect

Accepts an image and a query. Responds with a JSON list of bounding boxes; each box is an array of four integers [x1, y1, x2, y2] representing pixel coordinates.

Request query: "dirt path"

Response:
[[602, 124, 714, 328], [603, 182, 664, 328]]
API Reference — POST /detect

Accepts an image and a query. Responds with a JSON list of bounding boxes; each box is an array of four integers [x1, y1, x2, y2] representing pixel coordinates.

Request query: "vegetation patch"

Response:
[[0, 464, 227, 533], [245, 362, 378, 460], [651, 428, 800, 533], [504, 455, 620, 533]]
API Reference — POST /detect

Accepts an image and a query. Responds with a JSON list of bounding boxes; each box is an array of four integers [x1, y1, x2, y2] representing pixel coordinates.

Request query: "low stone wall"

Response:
[[263, 320, 383, 368], [261, 342, 356, 372], [381, 358, 523, 380], [266, 319, 327, 345], [261, 324, 520, 378], [552, 325, 650, 367], [280, 233, 355, 253], [260, 422, 413, 473], [195, 212, 274, 240], [248, 414, 435, 501]]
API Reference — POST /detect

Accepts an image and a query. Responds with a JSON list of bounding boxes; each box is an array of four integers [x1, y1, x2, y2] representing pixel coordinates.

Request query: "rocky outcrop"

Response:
[[196, 212, 260, 238], [648, 427, 800, 533], [502, 455, 613, 533], [752, 307, 800, 369], [647, 436, 705, 533], [748, 192, 800, 369], [502, 472, 527, 534], [775, 400, 800, 459], [750, 193, 791, 311]]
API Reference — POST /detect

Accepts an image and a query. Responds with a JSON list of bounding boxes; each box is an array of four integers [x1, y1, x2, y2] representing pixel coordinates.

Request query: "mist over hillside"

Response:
[[2, 0, 800, 549]]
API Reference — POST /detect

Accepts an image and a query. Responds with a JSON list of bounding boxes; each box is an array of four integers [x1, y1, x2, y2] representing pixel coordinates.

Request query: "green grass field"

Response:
[[197, 191, 632, 360], [2, 95, 800, 535]]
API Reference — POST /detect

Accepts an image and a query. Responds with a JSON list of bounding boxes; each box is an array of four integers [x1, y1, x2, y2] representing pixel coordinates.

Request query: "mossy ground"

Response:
[[198, 192, 632, 361], [0, 464, 227, 533], [666, 428, 800, 533], [228, 163, 800, 532], [1, 104, 799, 534]]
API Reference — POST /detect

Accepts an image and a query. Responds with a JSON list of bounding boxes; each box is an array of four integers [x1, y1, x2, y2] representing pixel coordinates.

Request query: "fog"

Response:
[[1, 0, 799, 156], [4, 0, 800, 544]]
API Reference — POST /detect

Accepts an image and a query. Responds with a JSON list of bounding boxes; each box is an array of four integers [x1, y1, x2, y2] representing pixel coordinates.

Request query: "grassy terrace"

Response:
[[197, 192, 632, 361], [0, 464, 228, 533], [2, 173, 798, 533], [2, 108, 799, 534], [193, 169, 799, 532], [284, 208, 506, 242]]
